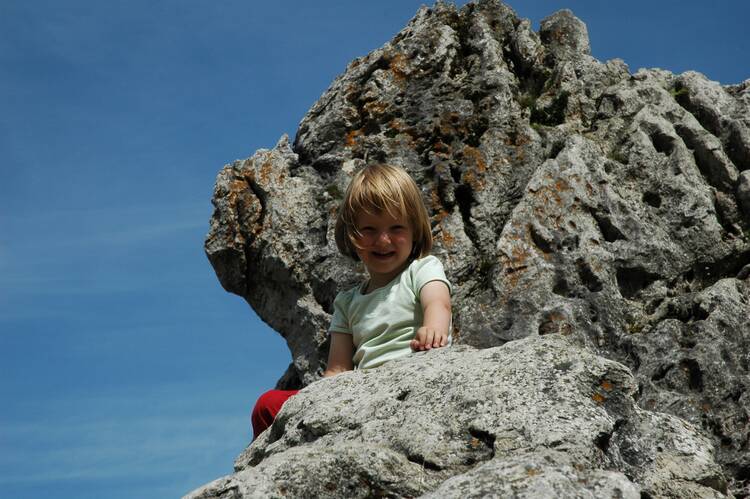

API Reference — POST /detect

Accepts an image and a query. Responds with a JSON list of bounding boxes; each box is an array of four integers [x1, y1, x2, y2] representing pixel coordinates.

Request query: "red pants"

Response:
[[251, 389, 299, 440]]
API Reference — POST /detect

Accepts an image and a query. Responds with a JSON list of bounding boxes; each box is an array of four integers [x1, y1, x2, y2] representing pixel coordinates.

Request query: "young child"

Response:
[[251, 163, 452, 439]]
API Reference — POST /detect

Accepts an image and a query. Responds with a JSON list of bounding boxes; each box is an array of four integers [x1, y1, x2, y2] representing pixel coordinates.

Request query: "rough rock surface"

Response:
[[186, 336, 726, 498], [201, 0, 750, 495]]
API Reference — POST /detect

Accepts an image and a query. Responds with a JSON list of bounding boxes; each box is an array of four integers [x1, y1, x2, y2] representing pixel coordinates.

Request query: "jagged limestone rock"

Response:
[[185, 336, 727, 498], [202, 0, 750, 494]]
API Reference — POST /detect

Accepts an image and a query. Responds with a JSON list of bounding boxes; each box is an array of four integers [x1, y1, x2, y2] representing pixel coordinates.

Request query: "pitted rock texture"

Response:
[[203, 0, 750, 494], [185, 336, 727, 498]]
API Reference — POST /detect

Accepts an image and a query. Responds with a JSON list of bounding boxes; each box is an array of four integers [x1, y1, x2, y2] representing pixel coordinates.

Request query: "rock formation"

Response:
[[187, 336, 727, 498], [198, 0, 749, 496]]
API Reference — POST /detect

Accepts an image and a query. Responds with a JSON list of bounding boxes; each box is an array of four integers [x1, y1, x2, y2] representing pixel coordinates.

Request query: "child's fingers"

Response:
[[413, 329, 450, 351], [425, 329, 435, 349], [433, 333, 443, 348], [414, 328, 426, 350], [412, 334, 426, 351]]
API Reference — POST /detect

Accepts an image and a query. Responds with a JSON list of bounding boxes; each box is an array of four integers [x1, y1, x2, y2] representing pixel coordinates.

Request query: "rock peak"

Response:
[[540, 8, 591, 59]]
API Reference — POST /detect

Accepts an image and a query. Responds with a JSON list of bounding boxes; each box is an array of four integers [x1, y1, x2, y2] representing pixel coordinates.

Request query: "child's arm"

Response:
[[410, 281, 452, 351], [323, 332, 354, 377]]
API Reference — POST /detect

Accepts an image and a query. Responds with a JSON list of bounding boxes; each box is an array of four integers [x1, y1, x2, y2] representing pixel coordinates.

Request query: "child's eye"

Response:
[[391, 225, 406, 231]]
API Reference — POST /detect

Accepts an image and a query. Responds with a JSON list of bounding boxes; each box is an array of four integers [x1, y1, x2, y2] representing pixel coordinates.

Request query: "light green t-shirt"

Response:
[[328, 255, 452, 370]]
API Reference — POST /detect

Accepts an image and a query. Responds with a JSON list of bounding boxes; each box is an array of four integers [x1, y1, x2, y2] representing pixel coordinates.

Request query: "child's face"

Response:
[[354, 209, 414, 287]]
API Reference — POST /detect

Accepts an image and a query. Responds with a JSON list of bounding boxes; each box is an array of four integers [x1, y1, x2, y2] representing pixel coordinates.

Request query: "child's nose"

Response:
[[376, 231, 392, 245]]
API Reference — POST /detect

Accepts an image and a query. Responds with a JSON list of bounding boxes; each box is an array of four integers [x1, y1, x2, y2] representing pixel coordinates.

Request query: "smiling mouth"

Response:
[[372, 251, 395, 259]]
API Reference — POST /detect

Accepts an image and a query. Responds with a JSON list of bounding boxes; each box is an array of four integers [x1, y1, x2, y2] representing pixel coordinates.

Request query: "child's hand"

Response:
[[410, 326, 448, 351]]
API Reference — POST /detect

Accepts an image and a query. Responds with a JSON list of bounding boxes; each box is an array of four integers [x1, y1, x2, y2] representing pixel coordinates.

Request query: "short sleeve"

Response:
[[411, 255, 452, 297], [328, 289, 353, 335]]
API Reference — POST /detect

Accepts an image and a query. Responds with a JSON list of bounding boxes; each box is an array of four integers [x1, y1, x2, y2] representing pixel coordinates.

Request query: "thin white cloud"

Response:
[[0, 202, 213, 299], [1, 202, 210, 250], [55, 218, 206, 248]]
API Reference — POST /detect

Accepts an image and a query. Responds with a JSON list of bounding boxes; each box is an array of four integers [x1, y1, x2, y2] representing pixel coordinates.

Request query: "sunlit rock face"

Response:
[[187, 336, 727, 499], [201, 0, 750, 495]]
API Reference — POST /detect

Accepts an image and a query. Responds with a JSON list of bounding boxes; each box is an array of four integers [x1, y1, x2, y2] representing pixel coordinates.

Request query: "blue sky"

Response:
[[1, 1, 747, 497]]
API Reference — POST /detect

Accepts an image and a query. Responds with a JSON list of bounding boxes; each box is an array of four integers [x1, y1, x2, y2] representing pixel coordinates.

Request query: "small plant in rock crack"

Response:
[[669, 86, 689, 100]]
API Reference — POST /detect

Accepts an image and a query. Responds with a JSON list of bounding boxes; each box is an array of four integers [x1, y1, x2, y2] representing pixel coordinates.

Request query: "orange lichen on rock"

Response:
[[600, 380, 614, 392], [363, 100, 389, 116], [554, 177, 572, 193], [537, 186, 563, 211], [226, 177, 263, 239], [499, 231, 535, 290], [460, 146, 488, 191], [527, 177, 578, 227], [463, 146, 487, 172], [510, 240, 533, 269], [592, 392, 606, 404], [430, 190, 454, 247], [388, 52, 409, 82], [462, 169, 482, 192], [429, 188, 441, 211], [441, 227, 455, 248], [345, 129, 364, 147], [229, 178, 247, 194], [259, 158, 273, 185]]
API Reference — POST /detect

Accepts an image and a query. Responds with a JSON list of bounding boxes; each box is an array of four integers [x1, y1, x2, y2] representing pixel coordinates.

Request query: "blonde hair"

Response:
[[335, 164, 432, 261]]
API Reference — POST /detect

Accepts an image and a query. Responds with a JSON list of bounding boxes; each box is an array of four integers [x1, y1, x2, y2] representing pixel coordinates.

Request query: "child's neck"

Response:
[[364, 261, 410, 293]]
